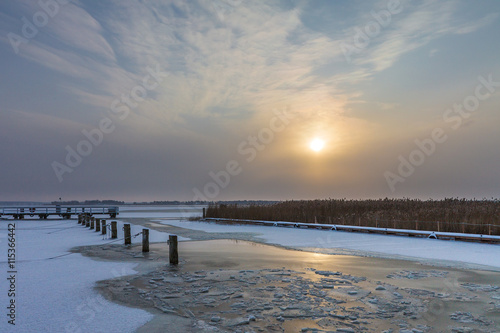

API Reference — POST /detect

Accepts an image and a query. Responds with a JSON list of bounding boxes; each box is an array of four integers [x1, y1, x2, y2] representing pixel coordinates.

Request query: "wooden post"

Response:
[[169, 234, 178, 265], [95, 219, 101, 232], [314, 216, 317, 224], [437, 221, 441, 232], [111, 221, 117, 239], [90, 218, 95, 230], [78, 214, 82, 224], [101, 220, 106, 235], [142, 229, 149, 252], [124, 224, 131, 245], [203, 207, 206, 219], [85, 216, 90, 227]]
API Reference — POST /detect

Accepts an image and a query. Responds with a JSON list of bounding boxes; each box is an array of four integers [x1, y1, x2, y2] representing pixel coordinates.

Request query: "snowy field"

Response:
[[161, 220, 500, 270], [118, 205, 203, 219], [1, 204, 499, 333], [0, 218, 164, 333]]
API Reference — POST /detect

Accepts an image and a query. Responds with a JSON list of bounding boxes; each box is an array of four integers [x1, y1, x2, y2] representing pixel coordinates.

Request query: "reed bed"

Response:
[[206, 198, 500, 235]]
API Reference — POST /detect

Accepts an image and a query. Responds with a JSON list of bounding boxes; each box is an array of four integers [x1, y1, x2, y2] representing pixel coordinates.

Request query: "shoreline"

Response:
[[75, 219, 500, 332], [128, 218, 500, 272]]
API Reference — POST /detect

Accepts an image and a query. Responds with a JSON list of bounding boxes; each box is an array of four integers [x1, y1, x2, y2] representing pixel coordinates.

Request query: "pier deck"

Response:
[[0, 206, 119, 219]]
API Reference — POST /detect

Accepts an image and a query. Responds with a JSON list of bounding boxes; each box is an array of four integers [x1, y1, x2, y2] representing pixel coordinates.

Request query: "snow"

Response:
[[119, 205, 205, 212], [0, 219, 154, 333], [110, 219, 190, 243], [160, 220, 500, 270], [118, 205, 203, 219], [1, 203, 499, 333]]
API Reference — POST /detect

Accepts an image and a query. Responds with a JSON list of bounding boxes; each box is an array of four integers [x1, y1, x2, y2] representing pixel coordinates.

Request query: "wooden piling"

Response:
[[90, 218, 95, 229], [85, 216, 90, 227], [142, 229, 149, 253], [124, 224, 131, 245], [95, 219, 101, 232], [78, 214, 82, 224], [169, 234, 178, 265], [203, 207, 206, 219], [101, 220, 106, 235], [111, 221, 117, 239]]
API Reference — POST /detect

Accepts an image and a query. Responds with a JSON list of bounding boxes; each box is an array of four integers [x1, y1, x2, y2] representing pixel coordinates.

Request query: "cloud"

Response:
[[455, 13, 499, 35], [0, 1, 350, 127], [2, 0, 497, 123], [347, 1, 498, 75], [1, 0, 499, 201]]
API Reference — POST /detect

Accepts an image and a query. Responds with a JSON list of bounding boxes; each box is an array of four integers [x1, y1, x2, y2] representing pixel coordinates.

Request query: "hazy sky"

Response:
[[1, 0, 499, 202]]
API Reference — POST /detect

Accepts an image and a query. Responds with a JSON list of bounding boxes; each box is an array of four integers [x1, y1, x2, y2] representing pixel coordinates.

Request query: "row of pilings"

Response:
[[77, 213, 178, 264]]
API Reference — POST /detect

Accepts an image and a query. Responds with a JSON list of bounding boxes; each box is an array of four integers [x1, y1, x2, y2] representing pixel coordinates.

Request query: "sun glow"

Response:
[[309, 138, 325, 152]]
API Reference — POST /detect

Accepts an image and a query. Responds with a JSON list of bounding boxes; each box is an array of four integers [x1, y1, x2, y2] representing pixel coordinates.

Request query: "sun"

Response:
[[309, 138, 325, 152]]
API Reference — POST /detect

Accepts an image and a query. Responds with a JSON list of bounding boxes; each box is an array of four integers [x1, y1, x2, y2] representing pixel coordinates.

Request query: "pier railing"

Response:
[[0, 206, 119, 219], [202, 217, 500, 244]]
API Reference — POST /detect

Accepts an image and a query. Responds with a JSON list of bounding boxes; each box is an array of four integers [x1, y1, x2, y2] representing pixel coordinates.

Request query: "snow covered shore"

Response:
[[1, 206, 499, 332], [0, 219, 154, 333], [160, 220, 500, 271]]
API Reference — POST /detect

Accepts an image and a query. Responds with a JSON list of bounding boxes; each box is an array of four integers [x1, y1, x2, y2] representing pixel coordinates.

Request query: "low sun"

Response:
[[309, 138, 325, 152]]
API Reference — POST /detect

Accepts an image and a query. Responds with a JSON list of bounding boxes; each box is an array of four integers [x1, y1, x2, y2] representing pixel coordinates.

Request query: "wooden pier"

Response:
[[203, 218, 500, 244], [0, 205, 119, 219]]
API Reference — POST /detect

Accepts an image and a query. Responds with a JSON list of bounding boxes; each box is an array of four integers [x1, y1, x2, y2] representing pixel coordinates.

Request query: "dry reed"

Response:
[[206, 198, 500, 235]]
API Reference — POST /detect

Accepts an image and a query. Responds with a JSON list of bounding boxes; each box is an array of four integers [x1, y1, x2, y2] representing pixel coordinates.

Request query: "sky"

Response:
[[0, 0, 499, 202]]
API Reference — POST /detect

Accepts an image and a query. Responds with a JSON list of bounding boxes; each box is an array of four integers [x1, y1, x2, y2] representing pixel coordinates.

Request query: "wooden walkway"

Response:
[[0, 206, 119, 219], [202, 218, 500, 244]]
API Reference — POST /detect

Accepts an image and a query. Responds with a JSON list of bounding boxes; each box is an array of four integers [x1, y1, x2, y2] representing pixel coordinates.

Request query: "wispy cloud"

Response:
[[1, 0, 500, 201], [1, 0, 497, 128], [348, 0, 497, 74]]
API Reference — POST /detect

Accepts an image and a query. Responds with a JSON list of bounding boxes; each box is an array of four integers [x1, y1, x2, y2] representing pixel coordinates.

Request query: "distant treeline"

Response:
[[206, 198, 500, 235], [51, 200, 278, 206], [131, 201, 203, 205], [131, 200, 278, 206], [51, 200, 125, 205]]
